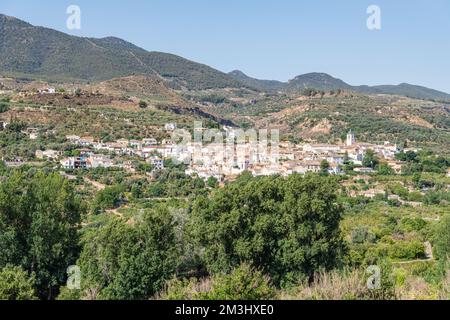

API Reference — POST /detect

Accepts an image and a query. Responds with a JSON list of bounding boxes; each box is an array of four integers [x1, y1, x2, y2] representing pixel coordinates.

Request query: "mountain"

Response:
[[228, 70, 285, 92], [285, 73, 352, 92], [354, 83, 450, 101], [229, 69, 450, 101], [0, 14, 241, 90], [1, 14, 449, 101]]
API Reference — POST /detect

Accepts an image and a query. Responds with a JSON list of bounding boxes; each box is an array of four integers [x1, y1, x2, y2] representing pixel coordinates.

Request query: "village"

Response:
[[24, 123, 410, 182]]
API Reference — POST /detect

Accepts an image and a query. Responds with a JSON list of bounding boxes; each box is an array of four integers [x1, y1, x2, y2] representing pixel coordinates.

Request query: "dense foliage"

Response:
[[190, 173, 346, 286], [76, 207, 179, 300], [0, 172, 82, 299]]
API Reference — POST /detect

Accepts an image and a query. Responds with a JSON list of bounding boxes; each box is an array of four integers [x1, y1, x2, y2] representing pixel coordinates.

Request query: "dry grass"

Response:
[[280, 269, 371, 300]]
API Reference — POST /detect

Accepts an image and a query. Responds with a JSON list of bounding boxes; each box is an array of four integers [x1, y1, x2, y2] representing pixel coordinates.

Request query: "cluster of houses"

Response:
[[185, 131, 405, 180], [35, 128, 406, 181]]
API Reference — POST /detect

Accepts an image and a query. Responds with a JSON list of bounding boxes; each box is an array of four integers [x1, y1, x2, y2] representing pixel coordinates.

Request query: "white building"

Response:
[[143, 138, 158, 146], [346, 130, 356, 147], [148, 156, 164, 170], [35, 150, 62, 161], [164, 123, 177, 131], [87, 155, 112, 168]]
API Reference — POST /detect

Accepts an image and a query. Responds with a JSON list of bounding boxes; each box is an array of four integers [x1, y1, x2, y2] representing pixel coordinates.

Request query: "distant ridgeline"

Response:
[[0, 14, 450, 101]]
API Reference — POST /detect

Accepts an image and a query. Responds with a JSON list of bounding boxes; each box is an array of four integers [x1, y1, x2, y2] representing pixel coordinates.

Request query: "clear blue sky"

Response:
[[1, 0, 449, 93]]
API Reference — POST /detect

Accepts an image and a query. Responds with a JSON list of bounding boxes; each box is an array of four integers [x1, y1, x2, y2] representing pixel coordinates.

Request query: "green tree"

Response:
[[412, 172, 421, 188], [207, 176, 219, 188], [91, 185, 125, 214], [0, 172, 82, 299], [362, 149, 379, 169], [77, 207, 179, 300], [320, 160, 330, 176], [0, 102, 9, 113], [433, 214, 450, 263], [138, 100, 148, 109], [190, 174, 346, 286], [377, 163, 394, 175], [0, 265, 37, 300]]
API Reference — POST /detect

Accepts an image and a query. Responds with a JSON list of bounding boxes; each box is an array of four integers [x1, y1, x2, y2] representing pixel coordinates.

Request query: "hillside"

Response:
[[0, 14, 241, 90], [285, 72, 352, 92], [355, 83, 450, 101], [228, 70, 286, 92], [197, 89, 450, 153], [228, 70, 450, 101]]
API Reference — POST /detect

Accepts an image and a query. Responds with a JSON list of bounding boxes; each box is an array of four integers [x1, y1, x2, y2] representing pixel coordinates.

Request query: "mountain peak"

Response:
[[229, 70, 247, 77], [287, 73, 351, 91], [0, 13, 32, 27], [0, 14, 241, 89]]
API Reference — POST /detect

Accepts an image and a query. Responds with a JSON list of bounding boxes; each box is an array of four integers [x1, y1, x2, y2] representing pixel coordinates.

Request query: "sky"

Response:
[[1, 0, 449, 93]]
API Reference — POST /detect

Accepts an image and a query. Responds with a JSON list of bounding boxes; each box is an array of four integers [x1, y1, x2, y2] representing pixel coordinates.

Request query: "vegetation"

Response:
[[161, 264, 276, 300], [0, 22, 449, 301], [0, 164, 448, 301], [76, 207, 178, 300], [0, 172, 82, 299], [190, 174, 346, 286], [0, 14, 241, 89], [0, 265, 37, 300]]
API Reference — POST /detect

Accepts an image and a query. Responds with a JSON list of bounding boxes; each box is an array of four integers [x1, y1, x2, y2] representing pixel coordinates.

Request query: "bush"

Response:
[[0, 265, 37, 300], [351, 226, 376, 244], [388, 240, 425, 260], [138, 100, 148, 108], [280, 269, 382, 300], [0, 102, 9, 113], [91, 185, 126, 213], [161, 264, 276, 300]]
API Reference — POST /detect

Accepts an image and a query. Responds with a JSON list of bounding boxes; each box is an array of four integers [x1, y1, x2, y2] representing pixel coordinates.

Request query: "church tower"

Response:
[[346, 130, 355, 147]]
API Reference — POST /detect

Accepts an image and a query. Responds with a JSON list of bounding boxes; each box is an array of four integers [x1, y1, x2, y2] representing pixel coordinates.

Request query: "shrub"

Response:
[[0, 265, 37, 300], [160, 264, 276, 300], [138, 100, 148, 108]]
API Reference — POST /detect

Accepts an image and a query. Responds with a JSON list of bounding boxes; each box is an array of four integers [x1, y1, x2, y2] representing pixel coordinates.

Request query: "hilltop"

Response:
[[0, 14, 241, 90]]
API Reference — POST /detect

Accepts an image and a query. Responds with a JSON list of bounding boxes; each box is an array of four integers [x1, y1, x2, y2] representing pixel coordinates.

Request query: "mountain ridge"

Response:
[[0, 13, 241, 90], [1, 13, 449, 101], [228, 70, 450, 101]]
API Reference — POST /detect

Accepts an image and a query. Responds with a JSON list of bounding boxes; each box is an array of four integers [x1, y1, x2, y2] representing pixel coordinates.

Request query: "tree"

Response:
[[320, 160, 330, 176], [377, 163, 394, 175], [433, 214, 450, 263], [190, 174, 346, 286], [77, 207, 179, 300], [0, 265, 37, 300], [362, 149, 379, 169], [206, 176, 219, 188], [0, 172, 82, 299], [138, 100, 148, 109], [412, 172, 421, 188], [343, 152, 350, 165], [0, 102, 9, 113], [91, 185, 125, 214]]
